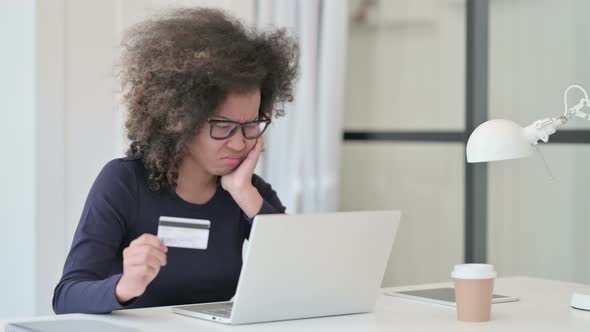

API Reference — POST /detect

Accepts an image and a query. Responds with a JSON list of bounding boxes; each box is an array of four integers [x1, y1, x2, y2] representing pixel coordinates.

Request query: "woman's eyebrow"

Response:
[[211, 115, 259, 122]]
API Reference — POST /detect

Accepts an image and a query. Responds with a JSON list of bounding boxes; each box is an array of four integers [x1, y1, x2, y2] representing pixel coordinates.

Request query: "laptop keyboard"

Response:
[[199, 302, 233, 318]]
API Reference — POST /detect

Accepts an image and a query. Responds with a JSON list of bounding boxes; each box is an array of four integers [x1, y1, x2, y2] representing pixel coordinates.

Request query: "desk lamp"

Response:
[[465, 84, 590, 311]]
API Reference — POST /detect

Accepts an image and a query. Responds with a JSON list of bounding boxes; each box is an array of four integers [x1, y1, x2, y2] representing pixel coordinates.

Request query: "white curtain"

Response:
[[256, 0, 348, 213]]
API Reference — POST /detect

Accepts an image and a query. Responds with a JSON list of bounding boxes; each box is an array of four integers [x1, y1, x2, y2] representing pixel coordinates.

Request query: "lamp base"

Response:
[[571, 292, 590, 311]]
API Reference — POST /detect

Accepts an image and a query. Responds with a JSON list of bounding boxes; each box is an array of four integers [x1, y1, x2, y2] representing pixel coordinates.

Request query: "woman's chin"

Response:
[[214, 165, 239, 176]]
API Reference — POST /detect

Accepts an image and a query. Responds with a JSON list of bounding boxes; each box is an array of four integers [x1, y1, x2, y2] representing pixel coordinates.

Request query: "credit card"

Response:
[[157, 216, 210, 250]]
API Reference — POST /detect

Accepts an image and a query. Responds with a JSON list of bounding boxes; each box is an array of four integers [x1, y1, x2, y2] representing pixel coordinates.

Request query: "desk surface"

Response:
[[3, 277, 590, 331]]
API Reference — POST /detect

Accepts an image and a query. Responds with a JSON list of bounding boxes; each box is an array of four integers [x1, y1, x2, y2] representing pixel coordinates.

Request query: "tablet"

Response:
[[385, 287, 519, 307], [5, 319, 139, 332]]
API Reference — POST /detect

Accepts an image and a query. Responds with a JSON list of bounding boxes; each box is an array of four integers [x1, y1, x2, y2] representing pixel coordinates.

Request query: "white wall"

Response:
[[340, 143, 465, 286], [488, 0, 590, 283], [35, 0, 66, 316], [1, 0, 255, 319], [0, 0, 36, 318], [340, 0, 466, 286], [344, 0, 465, 131]]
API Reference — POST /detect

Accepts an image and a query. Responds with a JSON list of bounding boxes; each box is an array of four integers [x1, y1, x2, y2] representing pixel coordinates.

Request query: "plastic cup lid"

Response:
[[451, 264, 497, 279]]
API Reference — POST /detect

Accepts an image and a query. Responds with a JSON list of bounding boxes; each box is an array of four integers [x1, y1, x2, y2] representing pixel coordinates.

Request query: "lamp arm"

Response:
[[524, 84, 590, 145], [563, 84, 590, 120], [565, 98, 590, 120], [523, 116, 568, 145]]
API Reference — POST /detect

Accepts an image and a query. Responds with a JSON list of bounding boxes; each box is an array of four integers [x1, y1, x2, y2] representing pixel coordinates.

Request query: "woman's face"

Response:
[[186, 89, 261, 176]]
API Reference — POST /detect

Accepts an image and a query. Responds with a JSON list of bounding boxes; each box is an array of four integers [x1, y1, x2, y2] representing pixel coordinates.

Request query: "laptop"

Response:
[[172, 210, 401, 325]]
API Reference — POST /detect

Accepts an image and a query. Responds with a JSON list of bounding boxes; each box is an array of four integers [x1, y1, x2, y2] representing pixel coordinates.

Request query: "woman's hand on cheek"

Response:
[[221, 137, 265, 218], [221, 137, 264, 194]]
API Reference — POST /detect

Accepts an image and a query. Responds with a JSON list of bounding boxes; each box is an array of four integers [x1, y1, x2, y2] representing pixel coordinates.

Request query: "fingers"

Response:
[[122, 249, 161, 283], [220, 137, 264, 193], [246, 137, 264, 164], [124, 245, 167, 267], [118, 233, 169, 300], [125, 234, 168, 268], [125, 253, 161, 272], [255, 136, 264, 154], [126, 263, 160, 284], [231, 140, 261, 177], [131, 233, 168, 253]]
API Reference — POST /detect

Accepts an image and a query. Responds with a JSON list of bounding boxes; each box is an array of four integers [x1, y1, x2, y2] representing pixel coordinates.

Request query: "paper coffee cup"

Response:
[[451, 264, 496, 322]]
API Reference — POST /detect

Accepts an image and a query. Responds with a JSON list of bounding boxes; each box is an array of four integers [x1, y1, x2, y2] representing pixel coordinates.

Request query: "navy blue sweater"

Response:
[[52, 157, 285, 314]]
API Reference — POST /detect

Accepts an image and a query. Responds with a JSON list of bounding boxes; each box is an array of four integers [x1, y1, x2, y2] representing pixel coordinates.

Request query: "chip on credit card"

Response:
[[157, 216, 210, 250]]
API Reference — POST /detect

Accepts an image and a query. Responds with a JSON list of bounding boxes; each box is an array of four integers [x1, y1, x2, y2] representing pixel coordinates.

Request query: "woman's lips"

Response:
[[223, 157, 242, 165]]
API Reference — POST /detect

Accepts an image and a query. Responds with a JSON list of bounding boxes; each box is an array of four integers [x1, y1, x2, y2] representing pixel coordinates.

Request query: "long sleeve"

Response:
[[240, 174, 284, 220], [252, 174, 286, 215], [241, 175, 285, 238], [53, 160, 138, 314]]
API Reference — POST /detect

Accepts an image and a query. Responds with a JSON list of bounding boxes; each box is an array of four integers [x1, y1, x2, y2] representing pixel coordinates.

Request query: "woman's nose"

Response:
[[226, 129, 246, 151]]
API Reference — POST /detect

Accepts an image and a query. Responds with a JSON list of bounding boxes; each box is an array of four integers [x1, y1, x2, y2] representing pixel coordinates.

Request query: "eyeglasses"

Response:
[[207, 116, 271, 140]]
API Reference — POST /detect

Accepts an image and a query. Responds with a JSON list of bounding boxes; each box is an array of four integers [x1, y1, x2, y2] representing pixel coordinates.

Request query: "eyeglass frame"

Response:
[[207, 114, 271, 140]]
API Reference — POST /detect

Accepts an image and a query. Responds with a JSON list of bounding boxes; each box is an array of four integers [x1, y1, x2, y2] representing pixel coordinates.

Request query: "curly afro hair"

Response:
[[119, 7, 299, 191]]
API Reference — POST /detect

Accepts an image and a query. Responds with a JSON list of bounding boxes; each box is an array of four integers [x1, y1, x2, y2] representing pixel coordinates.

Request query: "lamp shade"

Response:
[[466, 119, 533, 163]]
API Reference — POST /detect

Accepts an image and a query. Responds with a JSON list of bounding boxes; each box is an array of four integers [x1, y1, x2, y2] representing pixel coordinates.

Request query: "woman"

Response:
[[53, 7, 299, 314]]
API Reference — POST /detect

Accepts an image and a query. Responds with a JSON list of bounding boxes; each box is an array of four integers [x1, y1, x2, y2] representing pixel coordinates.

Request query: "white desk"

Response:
[[3, 277, 590, 331]]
